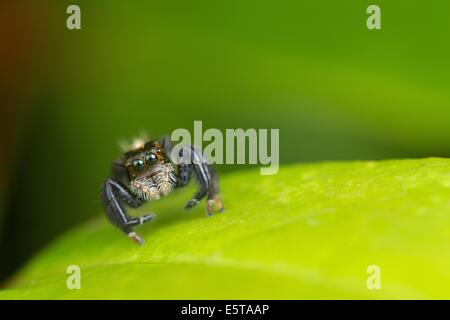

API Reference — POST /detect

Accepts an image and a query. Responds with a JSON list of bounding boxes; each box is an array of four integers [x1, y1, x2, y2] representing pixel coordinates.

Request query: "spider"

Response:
[[102, 136, 224, 244]]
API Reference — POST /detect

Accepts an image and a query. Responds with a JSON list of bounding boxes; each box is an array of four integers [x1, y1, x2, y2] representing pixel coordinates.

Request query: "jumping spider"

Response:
[[102, 136, 224, 244]]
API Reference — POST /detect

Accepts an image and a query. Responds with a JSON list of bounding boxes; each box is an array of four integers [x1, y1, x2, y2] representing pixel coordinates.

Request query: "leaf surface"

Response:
[[2, 158, 450, 299]]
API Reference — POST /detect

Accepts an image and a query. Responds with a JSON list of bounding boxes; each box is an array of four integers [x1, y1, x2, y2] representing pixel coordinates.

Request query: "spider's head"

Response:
[[123, 140, 166, 179], [122, 139, 176, 200]]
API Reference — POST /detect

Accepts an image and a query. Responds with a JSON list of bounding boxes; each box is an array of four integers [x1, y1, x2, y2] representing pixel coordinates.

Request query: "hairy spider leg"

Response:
[[102, 178, 154, 244], [173, 144, 223, 216]]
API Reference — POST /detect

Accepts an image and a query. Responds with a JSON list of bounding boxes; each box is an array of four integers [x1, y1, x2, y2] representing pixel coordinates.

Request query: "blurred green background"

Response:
[[1, 0, 450, 283]]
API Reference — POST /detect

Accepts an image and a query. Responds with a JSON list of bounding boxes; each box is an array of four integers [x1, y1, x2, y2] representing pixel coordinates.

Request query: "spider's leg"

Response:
[[209, 166, 224, 213], [177, 159, 207, 208], [177, 163, 192, 188], [181, 146, 223, 216], [184, 186, 208, 210], [102, 179, 154, 244], [111, 161, 155, 224], [164, 139, 224, 215]]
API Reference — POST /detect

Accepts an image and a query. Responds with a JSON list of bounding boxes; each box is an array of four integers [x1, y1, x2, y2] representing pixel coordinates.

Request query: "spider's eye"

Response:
[[145, 153, 157, 165], [132, 159, 145, 171]]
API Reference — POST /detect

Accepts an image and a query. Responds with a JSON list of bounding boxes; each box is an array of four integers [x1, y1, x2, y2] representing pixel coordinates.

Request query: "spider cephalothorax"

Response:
[[102, 136, 223, 244], [124, 141, 177, 201]]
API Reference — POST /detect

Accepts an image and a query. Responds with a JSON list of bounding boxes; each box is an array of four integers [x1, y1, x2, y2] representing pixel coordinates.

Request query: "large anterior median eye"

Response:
[[132, 159, 145, 171], [145, 153, 157, 165]]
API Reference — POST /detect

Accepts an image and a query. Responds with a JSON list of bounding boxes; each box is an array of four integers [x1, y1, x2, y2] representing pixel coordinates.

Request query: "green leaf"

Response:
[[2, 158, 450, 299]]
